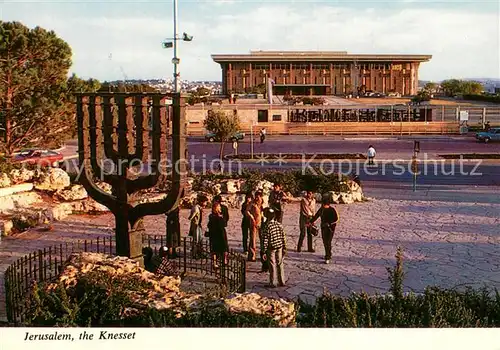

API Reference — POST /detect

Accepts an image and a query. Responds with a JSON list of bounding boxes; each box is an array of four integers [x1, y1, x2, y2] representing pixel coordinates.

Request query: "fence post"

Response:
[[183, 238, 187, 274], [241, 258, 246, 293], [38, 250, 43, 281], [5, 267, 12, 323], [482, 107, 486, 129]]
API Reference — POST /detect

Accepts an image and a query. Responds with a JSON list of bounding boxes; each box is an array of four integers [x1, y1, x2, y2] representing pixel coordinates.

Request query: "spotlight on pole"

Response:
[[182, 33, 193, 41]]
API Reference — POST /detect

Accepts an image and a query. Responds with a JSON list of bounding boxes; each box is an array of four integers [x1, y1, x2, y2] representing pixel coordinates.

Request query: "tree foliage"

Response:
[[423, 82, 438, 94], [440, 79, 483, 96], [203, 110, 240, 160], [411, 90, 431, 104], [186, 86, 213, 105], [0, 21, 100, 155]]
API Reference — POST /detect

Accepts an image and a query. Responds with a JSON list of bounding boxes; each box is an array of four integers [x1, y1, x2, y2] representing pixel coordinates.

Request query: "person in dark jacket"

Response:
[[268, 183, 290, 223], [166, 206, 181, 258], [241, 192, 253, 253], [310, 197, 339, 264], [207, 202, 229, 267], [213, 195, 229, 227]]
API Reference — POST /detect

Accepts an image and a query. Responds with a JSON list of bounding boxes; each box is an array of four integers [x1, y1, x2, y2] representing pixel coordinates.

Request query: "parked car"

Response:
[[475, 128, 500, 143], [13, 149, 63, 167], [205, 131, 245, 142]]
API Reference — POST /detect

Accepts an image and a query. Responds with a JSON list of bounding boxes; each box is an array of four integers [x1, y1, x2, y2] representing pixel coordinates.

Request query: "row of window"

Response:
[[232, 76, 409, 87], [239, 63, 405, 70]]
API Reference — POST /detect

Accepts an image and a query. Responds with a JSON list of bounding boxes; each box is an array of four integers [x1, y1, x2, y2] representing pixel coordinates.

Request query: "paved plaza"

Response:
[[1, 184, 499, 321]]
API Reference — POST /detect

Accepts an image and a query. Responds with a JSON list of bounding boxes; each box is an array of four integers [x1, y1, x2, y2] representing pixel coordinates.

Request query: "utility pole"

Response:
[[161, 0, 193, 257], [162, 0, 193, 93]]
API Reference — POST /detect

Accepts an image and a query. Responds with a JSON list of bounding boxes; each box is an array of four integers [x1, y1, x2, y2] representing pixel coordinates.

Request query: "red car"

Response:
[[13, 149, 64, 167]]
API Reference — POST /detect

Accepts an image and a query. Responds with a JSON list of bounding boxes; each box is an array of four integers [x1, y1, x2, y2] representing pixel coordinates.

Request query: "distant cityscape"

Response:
[[106, 79, 223, 94], [109, 78, 500, 94]]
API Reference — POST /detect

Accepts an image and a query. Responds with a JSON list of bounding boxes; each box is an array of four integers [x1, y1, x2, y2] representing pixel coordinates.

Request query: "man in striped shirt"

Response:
[[262, 208, 286, 288]]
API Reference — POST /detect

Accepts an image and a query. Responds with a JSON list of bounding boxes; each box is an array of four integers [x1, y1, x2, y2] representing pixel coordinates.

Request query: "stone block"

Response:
[[35, 168, 70, 191], [0, 183, 34, 197]]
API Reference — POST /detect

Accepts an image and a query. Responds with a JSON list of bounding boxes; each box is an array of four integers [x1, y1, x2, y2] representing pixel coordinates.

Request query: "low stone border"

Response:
[[225, 153, 367, 160], [439, 153, 500, 159]]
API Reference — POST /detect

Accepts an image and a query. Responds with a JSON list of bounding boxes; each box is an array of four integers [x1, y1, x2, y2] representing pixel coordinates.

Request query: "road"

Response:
[[60, 136, 500, 187]]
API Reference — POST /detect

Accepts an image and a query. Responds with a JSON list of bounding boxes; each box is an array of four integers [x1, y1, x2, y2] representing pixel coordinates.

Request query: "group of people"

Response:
[[188, 182, 340, 288]]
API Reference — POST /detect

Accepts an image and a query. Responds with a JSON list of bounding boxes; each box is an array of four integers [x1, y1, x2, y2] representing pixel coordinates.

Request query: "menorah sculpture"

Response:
[[76, 93, 187, 263]]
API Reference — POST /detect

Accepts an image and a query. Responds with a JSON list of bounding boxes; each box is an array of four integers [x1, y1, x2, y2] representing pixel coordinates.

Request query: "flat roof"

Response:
[[212, 50, 432, 63]]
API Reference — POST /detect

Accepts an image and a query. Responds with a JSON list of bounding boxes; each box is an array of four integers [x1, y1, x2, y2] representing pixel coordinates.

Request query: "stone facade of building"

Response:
[[212, 51, 432, 96]]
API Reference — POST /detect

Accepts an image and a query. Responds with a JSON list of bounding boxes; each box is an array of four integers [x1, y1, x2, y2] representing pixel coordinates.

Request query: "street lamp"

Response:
[[161, 0, 193, 93]]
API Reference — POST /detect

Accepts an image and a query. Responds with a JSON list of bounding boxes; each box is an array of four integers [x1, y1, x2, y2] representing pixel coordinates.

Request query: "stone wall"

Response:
[[0, 168, 108, 237]]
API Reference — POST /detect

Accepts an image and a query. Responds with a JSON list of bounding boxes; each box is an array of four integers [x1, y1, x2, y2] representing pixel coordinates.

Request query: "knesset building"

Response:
[[212, 50, 432, 96]]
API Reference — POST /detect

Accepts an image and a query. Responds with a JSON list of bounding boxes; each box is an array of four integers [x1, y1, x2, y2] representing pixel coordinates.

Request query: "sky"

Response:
[[1, 0, 499, 82]]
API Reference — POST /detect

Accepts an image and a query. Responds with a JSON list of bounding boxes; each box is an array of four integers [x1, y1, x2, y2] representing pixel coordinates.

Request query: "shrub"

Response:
[[20, 247, 500, 327], [24, 271, 279, 327], [190, 169, 349, 196], [0, 156, 22, 175], [296, 248, 500, 328], [11, 215, 39, 232]]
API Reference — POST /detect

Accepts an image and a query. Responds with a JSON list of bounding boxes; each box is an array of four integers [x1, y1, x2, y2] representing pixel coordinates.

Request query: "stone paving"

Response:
[[1, 185, 499, 321]]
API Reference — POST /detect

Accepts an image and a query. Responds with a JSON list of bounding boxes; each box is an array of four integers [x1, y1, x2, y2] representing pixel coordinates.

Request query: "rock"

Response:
[[136, 193, 167, 205], [180, 191, 213, 209], [45, 252, 295, 326], [254, 180, 273, 195], [35, 168, 70, 191], [221, 179, 240, 194], [339, 192, 354, 204], [0, 173, 12, 188], [9, 168, 35, 184], [200, 180, 222, 195], [56, 185, 88, 201], [0, 191, 43, 214], [0, 183, 34, 198], [323, 191, 340, 204], [1, 220, 13, 236], [44, 198, 109, 221], [347, 180, 362, 193], [351, 190, 363, 202], [221, 194, 245, 209]]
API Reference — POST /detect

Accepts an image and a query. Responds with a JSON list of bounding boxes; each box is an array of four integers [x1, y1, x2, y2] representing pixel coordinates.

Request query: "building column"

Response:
[[414, 63, 420, 95], [382, 72, 386, 94], [389, 66, 394, 92], [370, 64, 375, 91], [329, 63, 334, 95], [249, 63, 253, 90], [228, 63, 233, 93], [221, 65, 227, 95]]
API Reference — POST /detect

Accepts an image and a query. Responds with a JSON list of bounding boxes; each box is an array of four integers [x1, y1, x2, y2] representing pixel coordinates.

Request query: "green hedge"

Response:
[[462, 94, 500, 104], [22, 247, 500, 327], [190, 168, 350, 195]]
